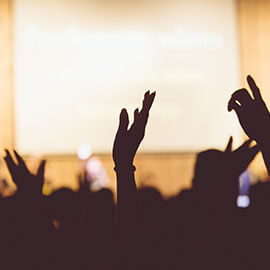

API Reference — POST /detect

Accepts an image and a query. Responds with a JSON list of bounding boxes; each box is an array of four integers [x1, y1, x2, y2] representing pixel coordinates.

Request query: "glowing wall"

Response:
[[13, 0, 241, 154]]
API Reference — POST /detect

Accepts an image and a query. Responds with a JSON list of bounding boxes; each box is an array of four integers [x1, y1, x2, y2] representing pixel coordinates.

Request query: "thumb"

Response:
[[225, 136, 233, 153]]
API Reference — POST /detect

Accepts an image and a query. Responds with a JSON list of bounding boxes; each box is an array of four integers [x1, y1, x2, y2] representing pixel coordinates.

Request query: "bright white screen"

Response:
[[13, 0, 241, 154]]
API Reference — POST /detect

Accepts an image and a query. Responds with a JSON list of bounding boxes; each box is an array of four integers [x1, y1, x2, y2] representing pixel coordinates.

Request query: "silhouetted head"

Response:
[[194, 149, 225, 181], [48, 188, 80, 228], [91, 188, 115, 221], [192, 149, 237, 205], [138, 187, 164, 219]]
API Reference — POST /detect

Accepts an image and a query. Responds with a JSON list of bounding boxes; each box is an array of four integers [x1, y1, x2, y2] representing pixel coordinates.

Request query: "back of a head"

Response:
[[49, 188, 79, 225], [192, 149, 238, 208]]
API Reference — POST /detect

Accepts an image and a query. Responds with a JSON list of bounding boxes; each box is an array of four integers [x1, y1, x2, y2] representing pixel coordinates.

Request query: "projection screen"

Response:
[[13, 0, 241, 155]]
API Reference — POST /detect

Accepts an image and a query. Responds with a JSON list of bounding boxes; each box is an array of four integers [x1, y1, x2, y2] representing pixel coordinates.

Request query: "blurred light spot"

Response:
[[77, 143, 92, 160], [237, 195, 250, 208]]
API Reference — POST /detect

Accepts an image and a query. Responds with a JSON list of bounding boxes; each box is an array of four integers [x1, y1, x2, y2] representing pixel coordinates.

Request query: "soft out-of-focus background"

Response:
[[13, 0, 241, 154], [0, 0, 269, 196]]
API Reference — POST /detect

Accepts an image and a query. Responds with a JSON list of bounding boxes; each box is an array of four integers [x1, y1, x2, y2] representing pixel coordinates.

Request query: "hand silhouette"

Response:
[[113, 91, 155, 168], [195, 137, 258, 181], [193, 137, 258, 207], [4, 150, 46, 195], [228, 75, 270, 142], [224, 137, 259, 176]]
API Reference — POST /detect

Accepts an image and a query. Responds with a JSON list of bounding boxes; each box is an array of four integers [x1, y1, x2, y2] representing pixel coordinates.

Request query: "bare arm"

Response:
[[113, 91, 155, 245]]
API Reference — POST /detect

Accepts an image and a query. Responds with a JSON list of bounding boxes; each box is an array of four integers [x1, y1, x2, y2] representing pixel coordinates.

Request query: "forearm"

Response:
[[115, 165, 140, 240], [258, 139, 270, 175]]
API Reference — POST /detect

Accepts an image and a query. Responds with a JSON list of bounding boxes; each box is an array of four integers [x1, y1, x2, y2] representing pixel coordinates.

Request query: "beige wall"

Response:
[[237, 0, 270, 179], [0, 0, 13, 149], [0, 0, 270, 197], [0, 0, 15, 190], [40, 153, 195, 197]]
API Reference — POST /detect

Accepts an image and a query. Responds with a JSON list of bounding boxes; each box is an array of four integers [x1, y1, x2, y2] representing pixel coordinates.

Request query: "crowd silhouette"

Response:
[[0, 75, 269, 270]]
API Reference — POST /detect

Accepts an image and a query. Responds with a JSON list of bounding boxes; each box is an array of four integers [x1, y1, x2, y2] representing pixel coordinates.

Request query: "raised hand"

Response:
[[195, 137, 258, 181], [113, 91, 155, 255], [4, 150, 46, 195], [193, 137, 258, 208], [224, 137, 259, 176], [228, 75, 270, 142], [113, 90, 156, 168]]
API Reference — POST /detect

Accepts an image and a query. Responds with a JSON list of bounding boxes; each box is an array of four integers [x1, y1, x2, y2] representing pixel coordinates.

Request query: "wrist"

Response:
[[114, 164, 136, 172]]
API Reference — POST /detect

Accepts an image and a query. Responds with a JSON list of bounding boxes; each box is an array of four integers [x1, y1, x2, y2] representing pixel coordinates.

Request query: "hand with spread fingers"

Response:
[[195, 137, 259, 184], [113, 91, 156, 255], [228, 75, 270, 174], [228, 75, 270, 142], [113, 90, 156, 169], [193, 137, 259, 208], [4, 150, 46, 195], [224, 137, 259, 176]]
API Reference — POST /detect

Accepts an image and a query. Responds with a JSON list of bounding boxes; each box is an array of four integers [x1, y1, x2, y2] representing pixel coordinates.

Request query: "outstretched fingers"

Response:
[[4, 149, 21, 186], [248, 144, 260, 160], [118, 108, 129, 133], [225, 136, 233, 153], [232, 140, 259, 169], [142, 90, 156, 113], [4, 149, 17, 171], [241, 143, 260, 168], [234, 139, 253, 154], [13, 150, 29, 172], [114, 108, 129, 149], [134, 108, 139, 122], [247, 75, 263, 101], [37, 160, 46, 179]]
